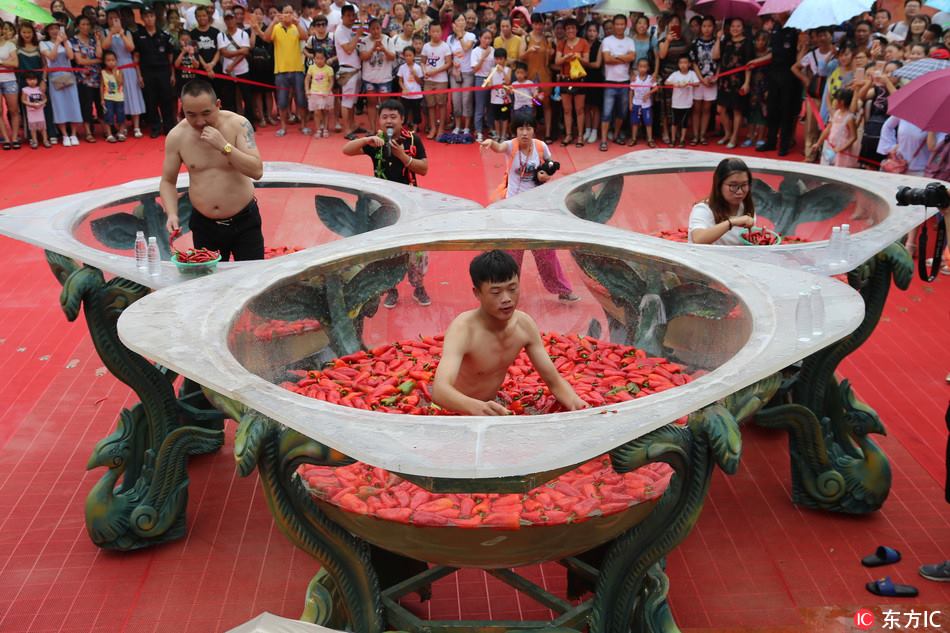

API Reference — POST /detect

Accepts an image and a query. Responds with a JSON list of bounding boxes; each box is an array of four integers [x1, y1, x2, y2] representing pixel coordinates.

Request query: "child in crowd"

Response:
[[421, 21, 452, 139], [487, 47, 511, 141], [99, 51, 126, 143], [471, 29, 495, 142], [666, 55, 699, 147], [907, 42, 928, 61], [305, 48, 334, 137], [398, 45, 424, 130], [508, 61, 537, 122], [628, 57, 656, 147], [745, 30, 770, 149], [817, 88, 857, 168], [21, 72, 50, 149], [175, 32, 197, 100]]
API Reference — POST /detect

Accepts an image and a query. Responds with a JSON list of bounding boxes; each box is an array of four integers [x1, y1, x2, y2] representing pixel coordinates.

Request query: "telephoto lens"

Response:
[[895, 183, 950, 208]]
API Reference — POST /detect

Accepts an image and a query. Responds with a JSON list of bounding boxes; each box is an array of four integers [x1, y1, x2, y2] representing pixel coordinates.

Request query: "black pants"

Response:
[[765, 71, 801, 151], [189, 198, 265, 261], [218, 73, 256, 120], [77, 83, 99, 125], [142, 67, 177, 135]]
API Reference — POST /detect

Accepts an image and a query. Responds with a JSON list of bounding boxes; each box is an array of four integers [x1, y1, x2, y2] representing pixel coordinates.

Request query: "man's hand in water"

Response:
[[470, 400, 511, 416]]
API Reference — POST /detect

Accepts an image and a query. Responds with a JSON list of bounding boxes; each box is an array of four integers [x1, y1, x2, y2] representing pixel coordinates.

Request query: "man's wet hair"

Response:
[[181, 79, 217, 100], [470, 250, 520, 288]]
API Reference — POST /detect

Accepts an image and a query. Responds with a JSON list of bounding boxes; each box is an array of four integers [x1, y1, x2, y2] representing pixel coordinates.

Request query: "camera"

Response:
[[534, 159, 560, 184], [895, 182, 950, 209]]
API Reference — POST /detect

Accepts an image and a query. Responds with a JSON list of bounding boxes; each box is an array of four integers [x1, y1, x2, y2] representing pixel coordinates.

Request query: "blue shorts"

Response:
[[601, 84, 629, 122], [630, 104, 652, 126], [0, 80, 17, 95], [362, 80, 392, 94], [103, 100, 125, 126], [274, 72, 306, 110]]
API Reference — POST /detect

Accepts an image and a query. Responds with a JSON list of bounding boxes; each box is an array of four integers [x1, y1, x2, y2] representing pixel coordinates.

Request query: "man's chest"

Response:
[[180, 133, 235, 170]]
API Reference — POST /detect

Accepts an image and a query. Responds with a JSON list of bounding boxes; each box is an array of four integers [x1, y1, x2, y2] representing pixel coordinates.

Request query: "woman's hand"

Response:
[[730, 215, 755, 229]]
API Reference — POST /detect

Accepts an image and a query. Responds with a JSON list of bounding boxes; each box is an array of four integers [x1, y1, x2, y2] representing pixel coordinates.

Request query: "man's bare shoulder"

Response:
[[512, 310, 540, 339], [165, 121, 190, 149]]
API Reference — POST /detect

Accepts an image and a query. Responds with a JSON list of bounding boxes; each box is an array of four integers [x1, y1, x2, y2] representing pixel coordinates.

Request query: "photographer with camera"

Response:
[[480, 110, 579, 302]]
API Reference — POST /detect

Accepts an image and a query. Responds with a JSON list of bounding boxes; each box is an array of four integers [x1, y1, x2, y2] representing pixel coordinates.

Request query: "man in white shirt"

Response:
[[421, 21, 452, 139], [888, 0, 922, 41], [335, 4, 365, 138], [217, 11, 253, 118], [599, 14, 636, 150], [326, 0, 348, 33]]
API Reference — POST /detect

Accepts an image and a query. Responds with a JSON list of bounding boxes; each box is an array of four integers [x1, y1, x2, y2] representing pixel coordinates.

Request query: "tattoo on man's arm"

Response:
[[242, 120, 257, 149]]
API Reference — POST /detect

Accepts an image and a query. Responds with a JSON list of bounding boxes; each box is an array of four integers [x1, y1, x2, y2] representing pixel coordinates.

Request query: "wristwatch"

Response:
[[221, 143, 233, 155]]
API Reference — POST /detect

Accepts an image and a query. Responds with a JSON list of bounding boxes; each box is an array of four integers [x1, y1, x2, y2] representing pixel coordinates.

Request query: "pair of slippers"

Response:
[[862, 546, 919, 597]]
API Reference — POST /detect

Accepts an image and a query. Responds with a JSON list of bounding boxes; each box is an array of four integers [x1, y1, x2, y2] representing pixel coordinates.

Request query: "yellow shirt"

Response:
[[101, 70, 123, 102], [493, 34, 524, 65], [306, 63, 334, 94], [272, 23, 304, 73]]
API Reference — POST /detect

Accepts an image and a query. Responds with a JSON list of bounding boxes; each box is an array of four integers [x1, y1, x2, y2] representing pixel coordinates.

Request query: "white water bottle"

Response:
[[839, 223, 850, 264], [134, 231, 147, 270], [810, 283, 824, 337], [827, 226, 841, 270], [795, 290, 812, 344], [147, 237, 160, 277]]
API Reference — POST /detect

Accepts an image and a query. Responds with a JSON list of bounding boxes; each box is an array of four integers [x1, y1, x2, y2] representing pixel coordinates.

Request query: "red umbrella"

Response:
[[887, 68, 950, 132], [694, 0, 763, 20], [758, 0, 800, 15]]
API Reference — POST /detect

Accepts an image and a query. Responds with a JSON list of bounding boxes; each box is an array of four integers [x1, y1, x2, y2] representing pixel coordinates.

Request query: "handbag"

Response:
[[51, 72, 76, 90], [569, 57, 587, 80], [881, 129, 926, 174]]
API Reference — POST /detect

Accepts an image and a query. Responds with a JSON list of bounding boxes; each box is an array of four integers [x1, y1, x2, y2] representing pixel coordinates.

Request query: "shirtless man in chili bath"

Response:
[[161, 79, 265, 260], [432, 250, 588, 416]]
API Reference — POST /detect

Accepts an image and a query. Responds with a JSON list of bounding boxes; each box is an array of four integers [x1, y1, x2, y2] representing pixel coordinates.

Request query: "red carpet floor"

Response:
[[0, 129, 948, 633]]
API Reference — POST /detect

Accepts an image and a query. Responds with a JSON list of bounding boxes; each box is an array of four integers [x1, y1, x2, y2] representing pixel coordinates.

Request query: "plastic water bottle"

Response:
[[134, 231, 147, 270], [827, 226, 841, 270], [795, 290, 812, 344], [810, 283, 824, 337], [147, 237, 160, 277], [839, 223, 850, 265]]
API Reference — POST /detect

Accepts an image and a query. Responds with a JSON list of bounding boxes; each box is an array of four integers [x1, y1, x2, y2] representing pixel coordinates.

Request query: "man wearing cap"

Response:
[[135, 6, 177, 137]]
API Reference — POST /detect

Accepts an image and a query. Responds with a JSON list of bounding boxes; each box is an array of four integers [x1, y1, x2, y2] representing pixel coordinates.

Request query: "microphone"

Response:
[[384, 126, 394, 158]]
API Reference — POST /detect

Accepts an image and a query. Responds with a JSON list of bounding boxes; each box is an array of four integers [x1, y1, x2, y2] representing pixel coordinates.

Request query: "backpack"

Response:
[[491, 139, 546, 203], [250, 41, 273, 75], [924, 135, 950, 182]]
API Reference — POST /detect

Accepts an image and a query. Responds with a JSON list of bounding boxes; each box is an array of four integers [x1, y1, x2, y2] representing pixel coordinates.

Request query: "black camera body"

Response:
[[534, 159, 561, 184], [895, 182, 950, 209]]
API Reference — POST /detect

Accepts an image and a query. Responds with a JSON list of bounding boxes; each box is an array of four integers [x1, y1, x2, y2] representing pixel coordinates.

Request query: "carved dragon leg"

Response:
[[234, 411, 384, 632], [589, 376, 780, 633], [754, 242, 908, 514], [46, 251, 224, 550]]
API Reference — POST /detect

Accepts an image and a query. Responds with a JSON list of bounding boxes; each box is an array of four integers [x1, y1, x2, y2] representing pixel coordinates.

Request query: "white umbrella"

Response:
[[591, 0, 656, 15], [225, 613, 340, 633], [785, 0, 874, 30]]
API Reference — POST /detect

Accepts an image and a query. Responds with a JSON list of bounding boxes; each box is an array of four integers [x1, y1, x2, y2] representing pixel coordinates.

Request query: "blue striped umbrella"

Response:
[[893, 58, 950, 82], [533, 0, 600, 14]]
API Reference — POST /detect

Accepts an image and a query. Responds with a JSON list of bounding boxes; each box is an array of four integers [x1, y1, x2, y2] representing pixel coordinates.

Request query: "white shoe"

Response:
[[586, 129, 597, 144], [69, 135, 79, 146], [463, 128, 470, 135], [452, 127, 461, 135], [476, 132, 483, 142], [61, 136, 72, 147]]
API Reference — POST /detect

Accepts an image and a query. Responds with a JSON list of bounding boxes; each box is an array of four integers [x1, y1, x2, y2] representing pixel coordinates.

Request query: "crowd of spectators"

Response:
[[0, 0, 947, 167]]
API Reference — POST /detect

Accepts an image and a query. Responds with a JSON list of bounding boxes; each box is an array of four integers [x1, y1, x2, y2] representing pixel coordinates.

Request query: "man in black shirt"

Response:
[[756, 13, 801, 157], [136, 6, 177, 137], [190, 6, 223, 101], [342, 98, 432, 307]]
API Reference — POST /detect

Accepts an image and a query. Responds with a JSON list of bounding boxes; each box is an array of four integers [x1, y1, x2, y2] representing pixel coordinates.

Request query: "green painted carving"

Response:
[[89, 193, 194, 258], [564, 175, 625, 224], [234, 411, 383, 632], [751, 176, 853, 235], [754, 243, 908, 514], [315, 192, 399, 237], [589, 375, 780, 633], [46, 251, 224, 550], [246, 255, 409, 356], [572, 251, 737, 357]]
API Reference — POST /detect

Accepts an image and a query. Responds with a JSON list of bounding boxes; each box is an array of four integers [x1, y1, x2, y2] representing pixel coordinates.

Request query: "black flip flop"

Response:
[[862, 546, 902, 568], [866, 576, 919, 598]]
